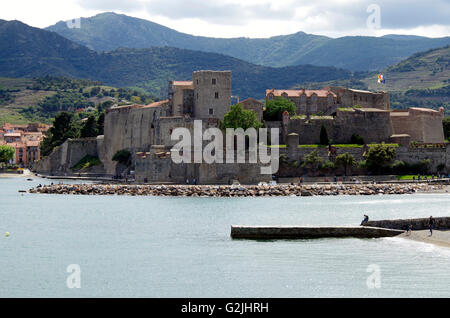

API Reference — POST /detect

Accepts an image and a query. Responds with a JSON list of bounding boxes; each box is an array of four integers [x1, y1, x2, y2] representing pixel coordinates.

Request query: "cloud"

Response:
[[76, 0, 145, 12], [146, 0, 295, 25], [73, 0, 450, 37]]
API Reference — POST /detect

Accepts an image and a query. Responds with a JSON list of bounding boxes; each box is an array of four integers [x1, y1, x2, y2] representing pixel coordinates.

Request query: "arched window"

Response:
[[328, 94, 333, 105], [300, 94, 306, 105], [281, 92, 288, 99]]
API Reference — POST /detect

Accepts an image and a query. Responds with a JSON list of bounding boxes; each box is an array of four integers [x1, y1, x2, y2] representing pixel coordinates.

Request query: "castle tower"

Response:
[[193, 70, 231, 120]]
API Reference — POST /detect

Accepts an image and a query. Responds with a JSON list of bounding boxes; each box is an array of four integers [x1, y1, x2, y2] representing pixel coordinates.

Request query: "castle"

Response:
[[35, 70, 448, 184]]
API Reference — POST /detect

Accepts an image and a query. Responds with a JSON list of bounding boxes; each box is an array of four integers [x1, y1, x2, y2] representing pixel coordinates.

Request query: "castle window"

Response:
[[212, 78, 216, 85], [209, 108, 214, 115], [215, 92, 219, 99], [312, 95, 317, 104], [281, 92, 288, 99], [301, 95, 306, 104], [268, 93, 274, 100]]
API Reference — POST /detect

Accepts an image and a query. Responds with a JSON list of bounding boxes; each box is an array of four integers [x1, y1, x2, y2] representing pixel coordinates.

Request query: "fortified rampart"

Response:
[[284, 109, 393, 144], [35, 137, 100, 174], [391, 107, 445, 143]]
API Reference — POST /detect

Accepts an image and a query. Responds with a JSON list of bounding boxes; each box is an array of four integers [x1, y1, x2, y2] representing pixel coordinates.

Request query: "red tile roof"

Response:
[[266, 89, 336, 98], [143, 100, 170, 108]]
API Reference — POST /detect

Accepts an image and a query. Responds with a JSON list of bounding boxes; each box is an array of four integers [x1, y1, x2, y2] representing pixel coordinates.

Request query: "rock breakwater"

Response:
[[28, 183, 443, 197]]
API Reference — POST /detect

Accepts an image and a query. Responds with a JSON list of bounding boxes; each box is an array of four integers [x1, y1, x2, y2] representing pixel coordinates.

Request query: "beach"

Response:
[[401, 230, 450, 249]]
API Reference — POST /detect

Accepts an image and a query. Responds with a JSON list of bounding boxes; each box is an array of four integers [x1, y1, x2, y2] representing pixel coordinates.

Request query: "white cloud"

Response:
[[0, 0, 448, 38]]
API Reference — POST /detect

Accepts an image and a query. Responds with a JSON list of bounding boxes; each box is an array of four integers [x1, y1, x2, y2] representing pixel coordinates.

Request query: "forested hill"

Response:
[[0, 19, 352, 99], [46, 12, 450, 71]]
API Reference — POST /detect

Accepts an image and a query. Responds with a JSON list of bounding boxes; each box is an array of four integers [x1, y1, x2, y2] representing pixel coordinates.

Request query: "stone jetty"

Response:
[[231, 226, 405, 240], [28, 183, 443, 197]]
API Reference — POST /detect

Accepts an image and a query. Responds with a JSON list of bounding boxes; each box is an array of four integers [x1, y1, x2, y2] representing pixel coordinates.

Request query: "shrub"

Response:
[[319, 125, 330, 145], [350, 133, 365, 145], [320, 160, 336, 170], [72, 155, 101, 170], [391, 160, 408, 175], [112, 150, 131, 165]]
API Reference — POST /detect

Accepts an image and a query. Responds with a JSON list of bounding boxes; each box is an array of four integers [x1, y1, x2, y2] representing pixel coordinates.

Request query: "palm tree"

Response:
[[335, 152, 356, 176]]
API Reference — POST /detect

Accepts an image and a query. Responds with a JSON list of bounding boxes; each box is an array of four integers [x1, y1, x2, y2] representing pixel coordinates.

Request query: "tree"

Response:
[[97, 112, 105, 135], [335, 152, 356, 176], [365, 144, 396, 174], [443, 117, 450, 141], [320, 125, 330, 145], [221, 104, 262, 130], [112, 149, 131, 165], [264, 97, 296, 121], [301, 150, 323, 172], [40, 112, 80, 156], [0, 145, 15, 165], [80, 115, 98, 138]]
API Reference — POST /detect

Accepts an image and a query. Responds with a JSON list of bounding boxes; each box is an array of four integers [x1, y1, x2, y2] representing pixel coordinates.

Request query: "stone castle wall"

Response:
[[391, 108, 445, 143], [35, 138, 99, 174], [285, 109, 393, 144], [101, 105, 162, 174]]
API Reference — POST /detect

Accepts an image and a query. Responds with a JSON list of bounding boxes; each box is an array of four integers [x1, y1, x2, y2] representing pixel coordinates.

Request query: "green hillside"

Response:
[[0, 19, 352, 101], [363, 46, 450, 115], [46, 12, 450, 71], [0, 76, 156, 125]]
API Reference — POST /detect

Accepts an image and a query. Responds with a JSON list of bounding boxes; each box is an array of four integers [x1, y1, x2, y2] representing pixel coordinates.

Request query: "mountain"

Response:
[[46, 12, 450, 71], [0, 19, 352, 100]]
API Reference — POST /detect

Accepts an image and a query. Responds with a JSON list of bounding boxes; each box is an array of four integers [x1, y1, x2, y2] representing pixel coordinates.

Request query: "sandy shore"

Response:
[[400, 230, 450, 248], [0, 169, 34, 178]]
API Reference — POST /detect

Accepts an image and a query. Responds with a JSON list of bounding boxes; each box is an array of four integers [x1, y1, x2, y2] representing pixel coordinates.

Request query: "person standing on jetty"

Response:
[[428, 216, 435, 236], [361, 214, 369, 226]]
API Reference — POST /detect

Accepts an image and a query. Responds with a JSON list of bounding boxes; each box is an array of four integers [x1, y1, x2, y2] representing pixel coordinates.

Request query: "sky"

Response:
[[1, 0, 449, 38]]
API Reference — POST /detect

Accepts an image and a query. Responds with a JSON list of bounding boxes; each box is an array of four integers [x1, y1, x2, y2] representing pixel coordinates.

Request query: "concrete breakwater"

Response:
[[365, 217, 450, 231], [28, 183, 443, 197], [231, 226, 405, 239]]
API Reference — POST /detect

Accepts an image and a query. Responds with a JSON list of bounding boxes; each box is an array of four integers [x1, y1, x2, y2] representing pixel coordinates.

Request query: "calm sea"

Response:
[[0, 177, 449, 297]]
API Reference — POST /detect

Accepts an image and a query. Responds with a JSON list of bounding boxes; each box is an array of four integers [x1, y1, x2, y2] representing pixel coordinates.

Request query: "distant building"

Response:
[[0, 123, 49, 166], [266, 87, 390, 115], [266, 89, 337, 115]]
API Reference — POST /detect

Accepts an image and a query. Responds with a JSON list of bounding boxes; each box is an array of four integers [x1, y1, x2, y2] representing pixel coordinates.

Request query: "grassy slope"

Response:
[[365, 46, 450, 92]]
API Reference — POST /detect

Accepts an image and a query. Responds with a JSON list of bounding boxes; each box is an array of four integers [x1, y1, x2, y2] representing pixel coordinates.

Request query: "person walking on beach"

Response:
[[428, 216, 434, 236], [407, 224, 413, 236]]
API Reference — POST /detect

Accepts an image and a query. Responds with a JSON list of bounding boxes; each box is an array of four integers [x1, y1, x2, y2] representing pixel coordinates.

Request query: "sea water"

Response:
[[0, 177, 449, 297]]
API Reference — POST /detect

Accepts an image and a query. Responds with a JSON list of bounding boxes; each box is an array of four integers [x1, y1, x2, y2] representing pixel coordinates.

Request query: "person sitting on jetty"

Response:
[[361, 214, 369, 226], [428, 216, 434, 236]]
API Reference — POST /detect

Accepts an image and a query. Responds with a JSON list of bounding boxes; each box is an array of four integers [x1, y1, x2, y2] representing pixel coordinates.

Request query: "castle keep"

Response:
[[35, 70, 447, 183]]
